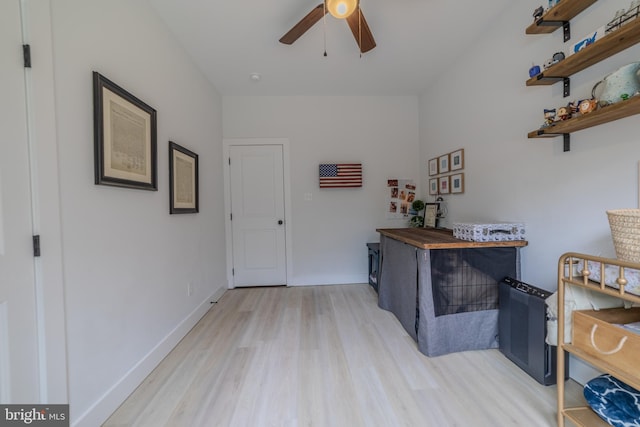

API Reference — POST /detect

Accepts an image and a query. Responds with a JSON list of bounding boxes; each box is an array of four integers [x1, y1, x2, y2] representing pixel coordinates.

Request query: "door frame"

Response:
[[0, 0, 68, 403], [19, 0, 68, 403], [223, 138, 293, 289]]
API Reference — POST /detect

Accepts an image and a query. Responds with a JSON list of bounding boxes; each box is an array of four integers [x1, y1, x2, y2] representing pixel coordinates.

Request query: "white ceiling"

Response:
[[147, 0, 513, 96]]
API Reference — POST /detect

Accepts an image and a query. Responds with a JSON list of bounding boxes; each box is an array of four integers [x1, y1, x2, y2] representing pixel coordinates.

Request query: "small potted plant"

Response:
[[409, 199, 425, 227]]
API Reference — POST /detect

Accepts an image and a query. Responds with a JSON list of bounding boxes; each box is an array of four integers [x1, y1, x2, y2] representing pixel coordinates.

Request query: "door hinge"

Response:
[[33, 235, 41, 257], [232, 268, 234, 276], [228, 157, 231, 165], [230, 213, 232, 221], [23, 44, 31, 68]]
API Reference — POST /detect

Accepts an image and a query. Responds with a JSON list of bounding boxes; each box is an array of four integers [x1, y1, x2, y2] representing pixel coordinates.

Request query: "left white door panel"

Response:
[[0, 0, 40, 403]]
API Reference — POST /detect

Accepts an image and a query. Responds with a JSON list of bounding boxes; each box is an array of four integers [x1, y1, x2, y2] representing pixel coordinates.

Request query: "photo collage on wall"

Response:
[[386, 178, 417, 219]]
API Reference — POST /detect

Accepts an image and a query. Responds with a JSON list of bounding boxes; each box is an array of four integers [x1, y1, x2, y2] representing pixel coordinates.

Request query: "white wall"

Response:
[[29, 1, 640, 422], [49, 1, 226, 425], [420, 0, 640, 289], [223, 96, 419, 285]]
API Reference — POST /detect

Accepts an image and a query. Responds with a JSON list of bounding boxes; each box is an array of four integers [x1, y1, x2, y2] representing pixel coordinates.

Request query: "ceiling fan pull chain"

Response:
[[359, 7, 362, 58], [323, 2, 328, 56]]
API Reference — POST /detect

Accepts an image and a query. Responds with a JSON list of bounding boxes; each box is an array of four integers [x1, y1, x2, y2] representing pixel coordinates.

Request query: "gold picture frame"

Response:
[[429, 178, 438, 195], [450, 148, 464, 171], [451, 173, 465, 194], [449, 173, 464, 194], [438, 154, 450, 174], [93, 72, 157, 190], [428, 158, 439, 176], [438, 175, 450, 194]]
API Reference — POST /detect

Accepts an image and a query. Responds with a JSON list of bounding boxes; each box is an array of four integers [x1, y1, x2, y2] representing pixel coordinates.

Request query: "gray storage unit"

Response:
[[498, 277, 569, 385]]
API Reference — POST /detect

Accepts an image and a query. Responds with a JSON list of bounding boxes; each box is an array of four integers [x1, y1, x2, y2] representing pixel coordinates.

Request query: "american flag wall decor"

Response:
[[319, 163, 362, 188]]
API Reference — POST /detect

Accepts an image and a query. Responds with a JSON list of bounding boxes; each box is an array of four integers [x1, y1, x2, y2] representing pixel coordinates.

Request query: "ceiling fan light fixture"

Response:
[[326, 0, 359, 19]]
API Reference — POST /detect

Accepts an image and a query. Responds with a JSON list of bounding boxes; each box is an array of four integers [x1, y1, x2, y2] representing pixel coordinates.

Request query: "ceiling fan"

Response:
[[279, 0, 376, 54]]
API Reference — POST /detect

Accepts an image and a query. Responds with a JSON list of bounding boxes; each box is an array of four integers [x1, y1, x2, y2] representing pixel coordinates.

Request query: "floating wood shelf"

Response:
[[528, 95, 640, 138], [527, 18, 640, 87], [526, 0, 597, 36]]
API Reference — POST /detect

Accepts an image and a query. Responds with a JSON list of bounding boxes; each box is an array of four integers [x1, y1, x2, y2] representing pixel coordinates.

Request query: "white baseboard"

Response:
[[290, 274, 368, 286], [71, 290, 220, 427], [210, 286, 227, 302]]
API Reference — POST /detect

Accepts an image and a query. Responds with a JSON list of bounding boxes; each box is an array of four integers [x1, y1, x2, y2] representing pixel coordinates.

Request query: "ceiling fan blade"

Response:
[[346, 7, 376, 53], [279, 4, 327, 45]]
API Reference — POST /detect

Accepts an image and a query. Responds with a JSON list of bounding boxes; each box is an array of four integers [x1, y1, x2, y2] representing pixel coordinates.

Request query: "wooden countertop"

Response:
[[376, 228, 528, 249]]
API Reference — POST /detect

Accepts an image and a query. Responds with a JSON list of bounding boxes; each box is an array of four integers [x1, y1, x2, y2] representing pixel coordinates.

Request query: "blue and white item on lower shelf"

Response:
[[584, 374, 640, 427]]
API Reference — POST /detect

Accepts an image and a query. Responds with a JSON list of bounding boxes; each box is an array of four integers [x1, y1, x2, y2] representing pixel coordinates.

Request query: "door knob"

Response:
[[278, 220, 284, 225]]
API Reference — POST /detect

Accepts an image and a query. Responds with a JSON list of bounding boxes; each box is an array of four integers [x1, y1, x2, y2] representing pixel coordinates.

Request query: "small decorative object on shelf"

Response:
[[591, 62, 640, 107], [533, 5, 544, 20], [529, 63, 541, 78], [607, 1, 640, 33], [541, 108, 557, 127], [578, 98, 598, 114], [543, 52, 565, 70], [570, 26, 606, 55], [435, 195, 447, 220], [557, 105, 571, 121]]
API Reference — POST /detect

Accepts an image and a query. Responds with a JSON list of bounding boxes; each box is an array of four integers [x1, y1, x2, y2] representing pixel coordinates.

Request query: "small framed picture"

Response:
[[450, 173, 464, 194], [438, 175, 450, 194], [428, 178, 438, 195], [438, 154, 450, 174], [169, 141, 199, 214], [423, 203, 439, 228], [428, 158, 439, 176], [450, 149, 464, 171]]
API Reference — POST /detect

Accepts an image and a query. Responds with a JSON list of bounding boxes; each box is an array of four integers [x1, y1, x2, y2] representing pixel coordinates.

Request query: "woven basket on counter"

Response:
[[607, 209, 640, 263]]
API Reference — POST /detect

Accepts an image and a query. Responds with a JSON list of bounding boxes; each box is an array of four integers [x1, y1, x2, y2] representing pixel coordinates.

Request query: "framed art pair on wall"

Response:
[[93, 71, 198, 213]]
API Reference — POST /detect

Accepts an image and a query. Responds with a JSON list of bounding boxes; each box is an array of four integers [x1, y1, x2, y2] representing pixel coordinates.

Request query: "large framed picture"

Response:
[[169, 141, 199, 214], [93, 72, 157, 190]]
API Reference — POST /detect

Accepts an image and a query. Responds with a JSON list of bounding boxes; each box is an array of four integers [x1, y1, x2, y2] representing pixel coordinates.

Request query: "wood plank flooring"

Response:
[[103, 284, 584, 427]]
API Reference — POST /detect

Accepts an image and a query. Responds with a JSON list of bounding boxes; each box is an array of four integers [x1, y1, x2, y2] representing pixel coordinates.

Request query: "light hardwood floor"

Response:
[[104, 284, 584, 427]]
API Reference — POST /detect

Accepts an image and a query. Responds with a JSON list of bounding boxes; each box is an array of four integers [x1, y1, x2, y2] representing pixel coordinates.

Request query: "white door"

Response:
[[0, 0, 40, 403], [229, 145, 287, 286]]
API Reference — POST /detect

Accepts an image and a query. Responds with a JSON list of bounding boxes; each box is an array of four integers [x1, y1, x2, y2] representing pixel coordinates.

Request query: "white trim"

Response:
[[22, 0, 69, 403], [0, 302, 10, 402], [71, 292, 218, 427], [222, 138, 293, 288]]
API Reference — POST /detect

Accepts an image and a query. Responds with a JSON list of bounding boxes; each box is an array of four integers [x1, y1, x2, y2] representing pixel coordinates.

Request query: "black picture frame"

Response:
[[169, 141, 199, 214], [423, 203, 439, 228], [93, 71, 157, 190]]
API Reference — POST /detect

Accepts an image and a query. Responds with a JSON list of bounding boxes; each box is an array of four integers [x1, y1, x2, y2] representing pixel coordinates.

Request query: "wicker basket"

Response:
[[607, 209, 640, 263]]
